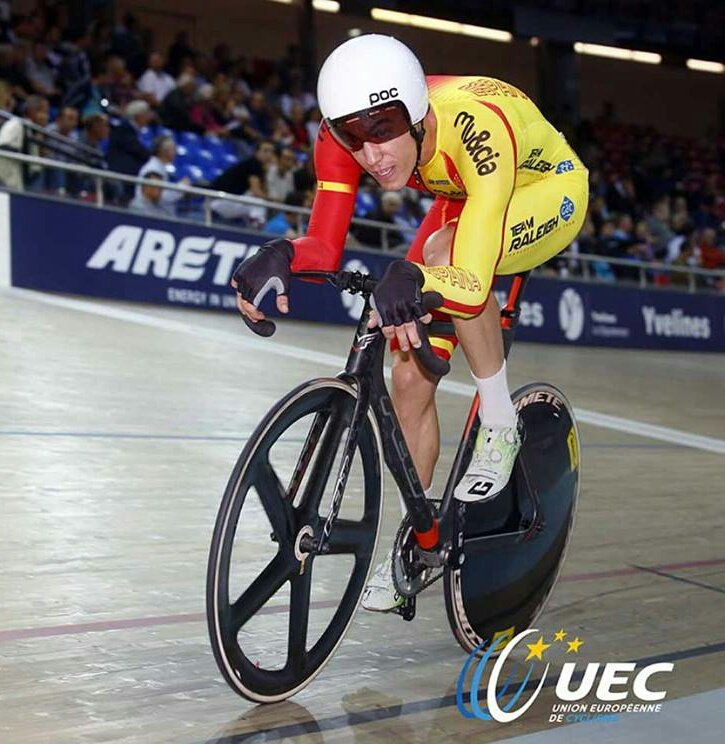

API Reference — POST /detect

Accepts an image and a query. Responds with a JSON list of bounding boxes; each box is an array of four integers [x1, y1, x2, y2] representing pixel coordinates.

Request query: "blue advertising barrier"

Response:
[[5, 192, 724, 351]]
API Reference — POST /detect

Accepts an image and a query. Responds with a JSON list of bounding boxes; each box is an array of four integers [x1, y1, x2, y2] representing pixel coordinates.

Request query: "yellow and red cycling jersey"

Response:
[[291, 75, 588, 319]]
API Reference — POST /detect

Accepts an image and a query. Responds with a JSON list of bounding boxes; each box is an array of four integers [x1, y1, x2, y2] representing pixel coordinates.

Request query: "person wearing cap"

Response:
[[230, 35, 589, 612]]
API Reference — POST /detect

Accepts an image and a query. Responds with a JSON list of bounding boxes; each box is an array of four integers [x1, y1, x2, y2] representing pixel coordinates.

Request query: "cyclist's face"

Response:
[[351, 132, 416, 190]]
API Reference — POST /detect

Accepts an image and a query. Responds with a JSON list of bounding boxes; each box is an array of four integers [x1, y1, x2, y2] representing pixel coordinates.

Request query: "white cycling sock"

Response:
[[473, 362, 517, 428], [397, 484, 434, 517]]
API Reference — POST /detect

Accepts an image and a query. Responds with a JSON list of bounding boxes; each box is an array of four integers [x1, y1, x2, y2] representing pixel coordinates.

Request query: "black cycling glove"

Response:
[[232, 238, 294, 337], [371, 260, 428, 327]]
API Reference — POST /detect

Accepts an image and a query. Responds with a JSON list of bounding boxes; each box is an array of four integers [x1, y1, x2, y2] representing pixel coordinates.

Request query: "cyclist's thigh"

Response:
[[404, 196, 464, 263], [398, 197, 462, 362], [496, 170, 588, 275]]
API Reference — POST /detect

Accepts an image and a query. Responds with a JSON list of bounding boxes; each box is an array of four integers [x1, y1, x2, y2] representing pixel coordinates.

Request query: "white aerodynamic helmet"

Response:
[[317, 34, 429, 151]]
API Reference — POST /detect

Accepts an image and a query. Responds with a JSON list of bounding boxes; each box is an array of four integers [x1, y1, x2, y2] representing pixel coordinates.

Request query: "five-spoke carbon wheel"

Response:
[[207, 378, 383, 703]]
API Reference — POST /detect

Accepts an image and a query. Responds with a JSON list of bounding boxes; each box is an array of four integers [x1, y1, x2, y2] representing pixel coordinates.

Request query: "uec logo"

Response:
[[457, 629, 673, 723]]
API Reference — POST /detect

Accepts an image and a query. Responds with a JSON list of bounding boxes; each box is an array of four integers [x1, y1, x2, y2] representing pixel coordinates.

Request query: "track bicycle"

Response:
[[206, 269, 580, 703]]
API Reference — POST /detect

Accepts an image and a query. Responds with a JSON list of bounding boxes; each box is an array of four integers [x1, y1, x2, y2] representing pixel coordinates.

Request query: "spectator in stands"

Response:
[[208, 140, 275, 223], [606, 175, 637, 215], [266, 146, 297, 202], [287, 102, 309, 150], [612, 213, 635, 247], [110, 12, 145, 77], [279, 67, 316, 118], [697, 227, 725, 271], [159, 73, 202, 133], [589, 195, 610, 232], [0, 43, 29, 105], [0, 94, 49, 190], [304, 105, 321, 146], [46, 105, 80, 191], [351, 191, 407, 249], [24, 41, 59, 102], [67, 113, 111, 198], [167, 31, 195, 78], [0, 0, 12, 45], [645, 198, 675, 256], [591, 219, 619, 281], [136, 135, 190, 213], [270, 116, 294, 148], [129, 171, 173, 217], [211, 139, 274, 195], [81, 112, 110, 151], [243, 91, 273, 141], [0, 79, 14, 112], [107, 99, 151, 196], [189, 83, 224, 135], [137, 51, 175, 108], [293, 154, 315, 195], [98, 55, 138, 114], [58, 27, 92, 110], [48, 105, 79, 141], [264, 190, 306, 237], [692, 194, 720, 231]]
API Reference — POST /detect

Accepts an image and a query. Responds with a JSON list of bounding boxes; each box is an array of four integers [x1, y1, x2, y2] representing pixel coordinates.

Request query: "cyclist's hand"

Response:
[[231, 279, 289, 321], [231, 238, 293, 336], [367, 260, 432, 353]]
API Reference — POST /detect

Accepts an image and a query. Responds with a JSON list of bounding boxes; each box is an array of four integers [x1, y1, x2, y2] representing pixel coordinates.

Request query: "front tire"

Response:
[[207, 378, 384, 702]]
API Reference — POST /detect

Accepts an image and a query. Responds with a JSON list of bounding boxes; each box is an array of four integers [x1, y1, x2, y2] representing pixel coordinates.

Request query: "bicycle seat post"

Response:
[[499, 271, 531, 359]]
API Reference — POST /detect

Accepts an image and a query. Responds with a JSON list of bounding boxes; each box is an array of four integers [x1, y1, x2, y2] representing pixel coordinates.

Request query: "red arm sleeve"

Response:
[[290, 122, 362, 272]]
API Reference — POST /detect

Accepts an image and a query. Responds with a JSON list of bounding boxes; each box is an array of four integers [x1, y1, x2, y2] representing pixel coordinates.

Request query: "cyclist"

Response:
[[232, 34, 588, 612]]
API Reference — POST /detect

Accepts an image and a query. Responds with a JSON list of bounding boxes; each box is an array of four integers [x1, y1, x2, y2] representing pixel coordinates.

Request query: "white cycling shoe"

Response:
[[454, 418, 523, 502], [361, 548, 405, 613]]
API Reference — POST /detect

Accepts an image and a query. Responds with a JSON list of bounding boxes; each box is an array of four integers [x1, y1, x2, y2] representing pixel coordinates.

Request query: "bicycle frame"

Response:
[[327, 271, 532, 556]]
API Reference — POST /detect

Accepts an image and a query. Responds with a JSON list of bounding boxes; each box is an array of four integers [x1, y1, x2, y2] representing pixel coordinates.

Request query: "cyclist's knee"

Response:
[[422, 224, 454, 267]]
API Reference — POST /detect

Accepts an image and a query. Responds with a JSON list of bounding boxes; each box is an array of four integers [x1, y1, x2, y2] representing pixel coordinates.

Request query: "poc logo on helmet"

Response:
[[369, 87, 399, 106]]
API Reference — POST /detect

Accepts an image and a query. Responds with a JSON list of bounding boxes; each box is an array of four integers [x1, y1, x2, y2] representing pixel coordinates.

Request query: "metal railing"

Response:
[[0, 148, 722, 293], [0, 108, 105, 167]]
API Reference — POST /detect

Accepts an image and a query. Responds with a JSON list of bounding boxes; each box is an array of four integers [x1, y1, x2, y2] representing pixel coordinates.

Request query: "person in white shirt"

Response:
[[265, 146, 297, 202], [135, 135, 189, 212], [0, 94, 49, 190], [130, 171, 174, 217], [137, 52, 176, 107]]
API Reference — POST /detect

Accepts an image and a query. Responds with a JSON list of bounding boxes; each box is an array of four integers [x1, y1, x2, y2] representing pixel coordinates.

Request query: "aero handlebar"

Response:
[[237, 270, 451, 377]]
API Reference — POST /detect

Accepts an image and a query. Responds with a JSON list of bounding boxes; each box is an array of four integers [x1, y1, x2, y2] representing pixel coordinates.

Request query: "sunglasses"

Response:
[[327, 100, 412, 152]]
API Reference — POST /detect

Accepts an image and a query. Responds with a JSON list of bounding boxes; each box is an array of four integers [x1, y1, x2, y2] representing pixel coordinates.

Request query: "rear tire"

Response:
[[443, 383, 579, 654]]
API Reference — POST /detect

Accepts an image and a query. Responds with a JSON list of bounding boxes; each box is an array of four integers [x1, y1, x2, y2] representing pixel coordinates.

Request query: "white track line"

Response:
[[8, 288, 725, 455]]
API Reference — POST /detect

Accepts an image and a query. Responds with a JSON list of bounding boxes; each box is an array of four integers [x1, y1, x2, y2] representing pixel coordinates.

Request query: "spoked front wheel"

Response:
[[207, 378, 384, 703]]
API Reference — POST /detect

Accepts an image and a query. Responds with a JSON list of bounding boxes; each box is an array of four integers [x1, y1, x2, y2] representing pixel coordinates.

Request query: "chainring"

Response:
[[391, 504, 446, 598]]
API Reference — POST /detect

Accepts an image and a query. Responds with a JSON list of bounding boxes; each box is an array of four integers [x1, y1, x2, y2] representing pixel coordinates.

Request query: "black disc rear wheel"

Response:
[[444, 382, 580, 654], [207, 378, 383, 702]]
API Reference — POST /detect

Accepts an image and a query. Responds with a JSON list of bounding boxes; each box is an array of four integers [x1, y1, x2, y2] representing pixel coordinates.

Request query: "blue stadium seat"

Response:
[[139, 126, 154, 149], [178, 131, 201, 147], [178, 163, 205, 183]]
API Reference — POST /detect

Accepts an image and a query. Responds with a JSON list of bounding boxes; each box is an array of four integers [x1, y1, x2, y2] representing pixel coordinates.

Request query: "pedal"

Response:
[[393, 594, 416, 621]]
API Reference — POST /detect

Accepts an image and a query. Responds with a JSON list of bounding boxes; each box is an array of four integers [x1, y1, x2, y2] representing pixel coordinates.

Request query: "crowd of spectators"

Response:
[[561, 113, 725, 289], [0, 2, 722, 289]]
